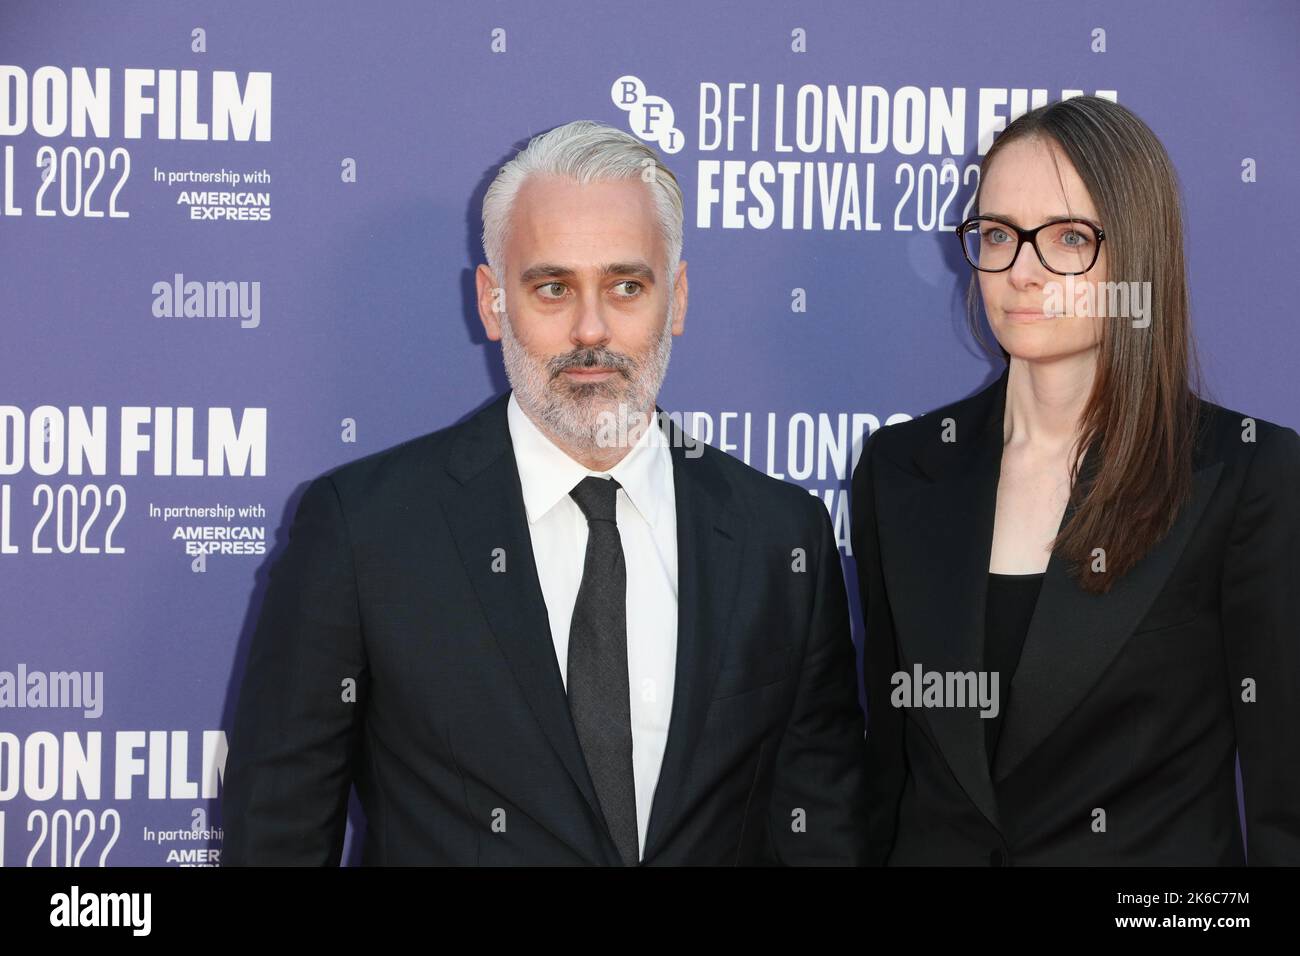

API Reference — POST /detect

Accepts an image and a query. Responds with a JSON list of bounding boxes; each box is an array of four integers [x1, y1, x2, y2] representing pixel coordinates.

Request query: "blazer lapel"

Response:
[[883, 369, 1009, 832], [439, 393, 615, 863], [642, 411, 745, 860]]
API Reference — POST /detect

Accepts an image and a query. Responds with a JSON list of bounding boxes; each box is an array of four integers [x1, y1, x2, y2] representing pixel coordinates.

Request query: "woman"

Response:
[[851, 95, 1300, 865]]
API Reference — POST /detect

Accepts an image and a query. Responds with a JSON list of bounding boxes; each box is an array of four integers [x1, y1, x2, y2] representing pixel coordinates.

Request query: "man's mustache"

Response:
[[547, 347, 635, 379]]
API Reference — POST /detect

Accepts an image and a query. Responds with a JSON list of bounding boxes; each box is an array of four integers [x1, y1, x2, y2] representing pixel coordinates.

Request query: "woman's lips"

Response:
[[1004, 308, 1060, 321]]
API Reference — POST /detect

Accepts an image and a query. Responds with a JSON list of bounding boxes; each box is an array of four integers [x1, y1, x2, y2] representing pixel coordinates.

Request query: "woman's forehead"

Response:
[[981, 136, 1099, 221]]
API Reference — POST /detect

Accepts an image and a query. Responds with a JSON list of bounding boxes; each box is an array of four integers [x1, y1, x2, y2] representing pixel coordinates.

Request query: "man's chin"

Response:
[[540, 389, 647, 439]]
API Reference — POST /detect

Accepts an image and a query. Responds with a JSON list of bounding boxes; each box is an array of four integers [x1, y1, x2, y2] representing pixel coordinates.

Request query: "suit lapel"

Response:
[[883, 370, 1008, 831], [439, 393, 615, 863], [883, 367, 1225, 831], [642, 412, 744, 860], [992, 457, 1223, 783]]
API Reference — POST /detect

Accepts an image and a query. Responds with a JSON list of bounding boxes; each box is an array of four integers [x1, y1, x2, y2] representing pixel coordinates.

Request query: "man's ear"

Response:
[[671, 259, 688, 335], [476, 264, 504, 341]]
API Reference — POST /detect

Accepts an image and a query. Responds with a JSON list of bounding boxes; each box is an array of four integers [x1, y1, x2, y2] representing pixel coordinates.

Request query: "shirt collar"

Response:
[[507, 391, 670, 529]]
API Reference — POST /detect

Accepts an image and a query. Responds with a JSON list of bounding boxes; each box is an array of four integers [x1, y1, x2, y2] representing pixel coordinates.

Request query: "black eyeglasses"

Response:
[[957, 215, 1105, 276]]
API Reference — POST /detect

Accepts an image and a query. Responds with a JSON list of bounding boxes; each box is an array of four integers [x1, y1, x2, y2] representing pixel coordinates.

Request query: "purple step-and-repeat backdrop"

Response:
[[1, 0, 1296, 865]]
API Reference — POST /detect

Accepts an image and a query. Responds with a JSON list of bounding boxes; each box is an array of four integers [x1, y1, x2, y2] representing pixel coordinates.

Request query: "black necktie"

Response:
[[566, 475, 638, 865]]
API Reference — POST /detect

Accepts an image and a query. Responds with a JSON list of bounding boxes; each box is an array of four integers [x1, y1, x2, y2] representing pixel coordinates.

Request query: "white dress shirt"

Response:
[[506, 392, 678, 860]]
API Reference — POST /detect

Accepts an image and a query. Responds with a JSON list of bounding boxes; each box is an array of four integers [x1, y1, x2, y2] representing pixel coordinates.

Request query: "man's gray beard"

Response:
[[498, 304, 674, 453]]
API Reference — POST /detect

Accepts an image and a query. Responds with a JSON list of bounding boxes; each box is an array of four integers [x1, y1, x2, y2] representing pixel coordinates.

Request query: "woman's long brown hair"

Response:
[[968, 95, 1205, 594]]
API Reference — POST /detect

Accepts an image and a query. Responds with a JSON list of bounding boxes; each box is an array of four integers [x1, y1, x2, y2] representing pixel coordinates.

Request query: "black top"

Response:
[[984, 571, 1044, 771]]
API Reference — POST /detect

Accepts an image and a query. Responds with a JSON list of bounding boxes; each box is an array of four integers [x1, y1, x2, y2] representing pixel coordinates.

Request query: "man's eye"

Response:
[[537, 282, 566, 299], [613, 280, 643, 297]]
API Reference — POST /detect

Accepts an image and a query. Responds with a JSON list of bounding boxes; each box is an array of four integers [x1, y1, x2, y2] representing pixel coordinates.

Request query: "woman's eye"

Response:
[[985, 227, 1011, 244], [1061, 230, 1090, 247], [537, 281, 566, 299], [613, 280, 643, 297]]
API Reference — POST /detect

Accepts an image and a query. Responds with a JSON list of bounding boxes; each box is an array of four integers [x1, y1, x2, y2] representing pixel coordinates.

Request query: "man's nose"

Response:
[[570, 295, 611, 347]]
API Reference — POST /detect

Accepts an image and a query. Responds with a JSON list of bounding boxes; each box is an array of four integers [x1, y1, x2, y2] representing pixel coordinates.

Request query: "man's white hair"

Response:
[[481, 119, 684, 286]]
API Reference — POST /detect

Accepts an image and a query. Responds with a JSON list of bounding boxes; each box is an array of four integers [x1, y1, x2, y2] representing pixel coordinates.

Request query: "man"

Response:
[[221, 120, 868, 865]]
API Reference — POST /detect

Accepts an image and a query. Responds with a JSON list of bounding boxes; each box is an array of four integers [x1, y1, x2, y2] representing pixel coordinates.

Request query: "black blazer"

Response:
[[851, 366, 1300, 865], [222, 391, 868, 865]]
